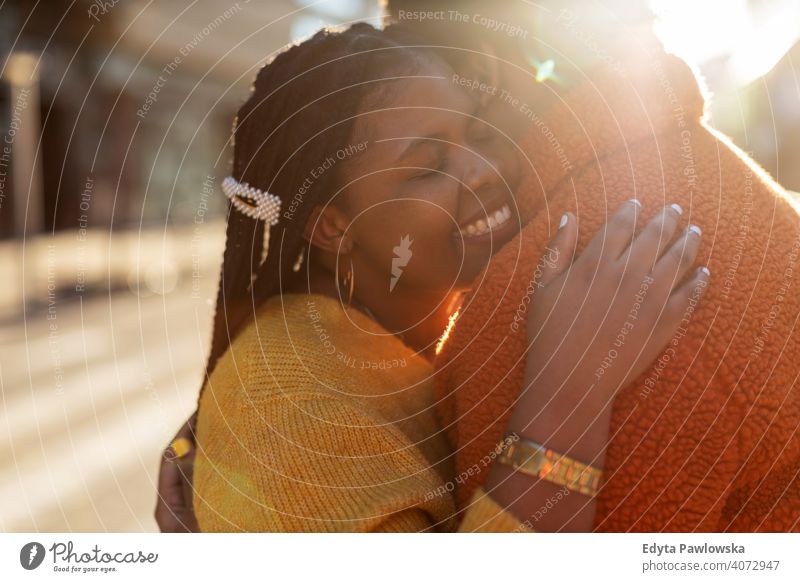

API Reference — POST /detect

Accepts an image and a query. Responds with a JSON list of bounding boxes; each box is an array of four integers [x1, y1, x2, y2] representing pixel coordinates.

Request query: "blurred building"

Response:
[[0, 0, 381, 240]]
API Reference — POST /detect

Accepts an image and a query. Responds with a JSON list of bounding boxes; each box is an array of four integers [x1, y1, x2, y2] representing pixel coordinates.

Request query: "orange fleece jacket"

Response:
[[435, 52, 800, 532]]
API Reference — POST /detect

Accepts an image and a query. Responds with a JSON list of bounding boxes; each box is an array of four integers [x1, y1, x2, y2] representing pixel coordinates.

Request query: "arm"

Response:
[[485, 200, 710, 531]]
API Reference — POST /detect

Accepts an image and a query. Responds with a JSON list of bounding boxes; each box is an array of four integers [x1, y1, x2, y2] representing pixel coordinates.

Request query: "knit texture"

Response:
[[436, 52, 800, 532], [193, 293, 532, 532]]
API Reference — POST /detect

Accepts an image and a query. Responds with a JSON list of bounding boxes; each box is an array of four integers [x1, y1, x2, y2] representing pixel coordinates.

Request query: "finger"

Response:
[[624, 202, 684, 270], [652, 224, 703, 291], [155, 456, 186, 530], [177, 457, 195, 502], [176, 455, 199, 531], [537, 212, 577, 287], [155, 417, 199, 532], [167, 437, 194, 462], [156, 450, 198, 531], [643, 266, 710, 353], [665, 266, 711, 322], [582, 199, 641, 262]]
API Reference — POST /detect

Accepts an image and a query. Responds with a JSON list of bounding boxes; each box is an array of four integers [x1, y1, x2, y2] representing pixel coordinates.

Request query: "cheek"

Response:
[[352, 200, 462, 272], [357, 196, 458, 240], [406, 202, 458, 240]]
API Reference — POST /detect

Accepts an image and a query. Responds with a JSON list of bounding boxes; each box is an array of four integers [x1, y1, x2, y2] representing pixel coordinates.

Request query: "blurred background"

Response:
[[0, 0, 798, 531]]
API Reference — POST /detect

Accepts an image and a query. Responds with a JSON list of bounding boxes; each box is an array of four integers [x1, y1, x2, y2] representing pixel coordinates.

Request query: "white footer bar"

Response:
[[1, 533, 797, 581]]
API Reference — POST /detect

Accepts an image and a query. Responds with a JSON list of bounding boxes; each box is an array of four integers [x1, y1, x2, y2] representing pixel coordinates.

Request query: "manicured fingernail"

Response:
[[700, 266, 711, 276], [688, 224, 702, 237], [559, 214, 569, 229], [628, 198, 642, 208], [669, 203, 683, 215], [170, 437, 193, 459]]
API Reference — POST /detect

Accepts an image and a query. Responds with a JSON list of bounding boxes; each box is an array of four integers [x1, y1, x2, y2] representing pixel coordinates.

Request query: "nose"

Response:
[[459, 146, 501, 200]]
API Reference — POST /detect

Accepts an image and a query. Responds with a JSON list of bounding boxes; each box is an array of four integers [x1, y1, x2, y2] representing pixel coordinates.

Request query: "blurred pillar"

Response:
[[4, 52, 44, 237]]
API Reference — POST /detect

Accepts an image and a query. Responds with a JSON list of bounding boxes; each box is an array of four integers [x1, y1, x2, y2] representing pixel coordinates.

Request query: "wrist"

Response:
[[483, 457, 598, 532], [506, 392, 614, 468]]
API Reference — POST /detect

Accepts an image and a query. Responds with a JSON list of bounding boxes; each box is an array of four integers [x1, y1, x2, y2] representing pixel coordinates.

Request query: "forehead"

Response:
[[350, 71, 478, 149]]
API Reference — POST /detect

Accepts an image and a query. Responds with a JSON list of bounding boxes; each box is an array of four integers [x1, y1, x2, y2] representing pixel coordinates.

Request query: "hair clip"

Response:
[[221, 176, 281, 226]]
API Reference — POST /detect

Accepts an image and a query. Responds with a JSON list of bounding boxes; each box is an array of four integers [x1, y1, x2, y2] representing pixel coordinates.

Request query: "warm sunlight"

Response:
[[650, 0, 800, 83]]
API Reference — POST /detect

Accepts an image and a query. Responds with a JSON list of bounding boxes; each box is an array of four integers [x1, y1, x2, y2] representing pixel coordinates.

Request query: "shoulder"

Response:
[[206, 293, 431, 406], [239, 293, 398, 363]]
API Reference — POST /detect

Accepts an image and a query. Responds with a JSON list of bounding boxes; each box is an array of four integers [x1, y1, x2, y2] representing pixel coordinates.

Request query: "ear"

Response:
[[461, 41, 501, 105], [303, 205, 354, 255]]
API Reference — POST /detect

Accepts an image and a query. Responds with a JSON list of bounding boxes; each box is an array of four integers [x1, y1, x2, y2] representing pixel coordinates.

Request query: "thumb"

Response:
[[536, 212, 577, 287]]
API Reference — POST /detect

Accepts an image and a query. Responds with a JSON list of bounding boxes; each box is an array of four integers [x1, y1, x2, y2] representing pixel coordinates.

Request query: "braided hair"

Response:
[[199, 23, 434, 404]]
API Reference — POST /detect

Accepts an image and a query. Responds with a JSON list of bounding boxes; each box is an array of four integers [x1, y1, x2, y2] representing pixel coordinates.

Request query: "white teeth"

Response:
[[459, 204, 513, 238]]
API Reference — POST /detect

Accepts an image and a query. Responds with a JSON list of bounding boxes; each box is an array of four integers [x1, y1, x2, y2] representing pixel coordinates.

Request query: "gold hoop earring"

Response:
[[292, 245, 306, 273], [335, 256, 355, 307]]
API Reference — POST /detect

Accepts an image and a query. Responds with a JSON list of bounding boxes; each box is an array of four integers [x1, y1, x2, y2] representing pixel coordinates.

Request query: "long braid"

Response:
[[198, 24, 432, 406]]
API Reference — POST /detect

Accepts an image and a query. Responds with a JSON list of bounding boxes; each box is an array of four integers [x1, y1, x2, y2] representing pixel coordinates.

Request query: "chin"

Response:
[[453, 263, 486, 288]]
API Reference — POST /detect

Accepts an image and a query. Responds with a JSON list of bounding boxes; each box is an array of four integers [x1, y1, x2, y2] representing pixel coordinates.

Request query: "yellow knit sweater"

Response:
[[193, 293, 532, 532]]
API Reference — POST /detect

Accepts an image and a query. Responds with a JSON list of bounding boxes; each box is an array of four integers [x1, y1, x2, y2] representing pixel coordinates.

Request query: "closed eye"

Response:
[[412, 160, 446, 180]]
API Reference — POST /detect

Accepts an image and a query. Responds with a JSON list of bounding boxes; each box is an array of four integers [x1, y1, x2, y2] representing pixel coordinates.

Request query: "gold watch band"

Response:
[[495, 432, 603, 497]]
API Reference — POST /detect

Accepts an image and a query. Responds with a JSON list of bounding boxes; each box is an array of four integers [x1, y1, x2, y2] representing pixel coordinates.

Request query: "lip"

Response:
[[452, 197, 521, 247], [457, 197, 512, 230]]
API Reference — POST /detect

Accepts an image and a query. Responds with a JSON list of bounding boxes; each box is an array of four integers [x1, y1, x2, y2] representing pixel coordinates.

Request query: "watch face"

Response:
[[518, 443, 546, 474]]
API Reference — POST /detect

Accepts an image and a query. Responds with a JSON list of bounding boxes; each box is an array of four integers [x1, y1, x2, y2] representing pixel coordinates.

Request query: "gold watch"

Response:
[[496, 432, 603, 497]]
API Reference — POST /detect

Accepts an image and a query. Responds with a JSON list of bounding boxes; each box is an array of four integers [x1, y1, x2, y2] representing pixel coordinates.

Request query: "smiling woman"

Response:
[[190, 22, 530, 532]]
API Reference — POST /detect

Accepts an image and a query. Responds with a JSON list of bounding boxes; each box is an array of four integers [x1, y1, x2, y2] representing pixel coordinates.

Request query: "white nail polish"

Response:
[[670, 203, 683, 215], [701, 266, 711, 276], [688, 224, 702, 237], [559, 214, 569, 229], [628, 198, 642, 208]]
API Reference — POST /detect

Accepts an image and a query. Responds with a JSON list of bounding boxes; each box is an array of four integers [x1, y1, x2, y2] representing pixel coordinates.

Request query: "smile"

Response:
[[457, 204, 513, 238]]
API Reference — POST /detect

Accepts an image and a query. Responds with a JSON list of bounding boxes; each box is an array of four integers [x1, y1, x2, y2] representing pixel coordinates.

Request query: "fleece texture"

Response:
[[435, 52, 800, 532]]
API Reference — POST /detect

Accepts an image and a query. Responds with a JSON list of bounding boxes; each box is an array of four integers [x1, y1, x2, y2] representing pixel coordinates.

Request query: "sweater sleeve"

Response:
[[374, 489, 536, 533], [457, 487, 536, 532], [194, 386, 534, 533]]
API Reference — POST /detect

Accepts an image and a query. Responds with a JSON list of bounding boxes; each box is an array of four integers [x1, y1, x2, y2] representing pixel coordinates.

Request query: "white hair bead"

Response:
[[221, 176, 282, 226]]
